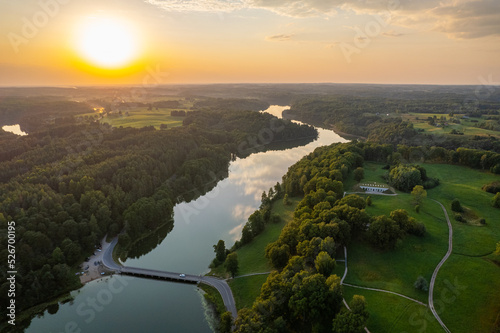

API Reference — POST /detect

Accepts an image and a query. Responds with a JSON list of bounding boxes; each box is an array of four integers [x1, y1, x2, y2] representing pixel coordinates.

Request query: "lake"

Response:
[[25, 105, 348, 333], [2, 124, 28, 136]]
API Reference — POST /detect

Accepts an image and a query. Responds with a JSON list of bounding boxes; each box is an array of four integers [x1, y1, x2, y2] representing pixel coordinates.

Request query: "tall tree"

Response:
[[353, 167, 364, 182], [225, 252, 239, 278], [213, 239, 227, 264], [314, 251, 336, 276], [411, 185, 427, 206]]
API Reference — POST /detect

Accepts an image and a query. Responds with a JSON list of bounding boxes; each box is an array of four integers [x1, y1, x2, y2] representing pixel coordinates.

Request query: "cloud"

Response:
[[144, 0, 500, 39], [144, 0, 246, 13], [430, 0, 500, 39], [382, 30, 406, 37], [265, 33, 295, 42], [249, 0, 342, 17]]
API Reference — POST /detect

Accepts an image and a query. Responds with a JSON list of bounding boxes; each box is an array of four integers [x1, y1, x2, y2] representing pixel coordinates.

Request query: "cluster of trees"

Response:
[[361, 143, 500, 175], [170, 110, 187, 117], [183, 110, 317, 156], [386, 164, 439, 192], [0, 108, 317, 327], [368, 209, 426, 250]]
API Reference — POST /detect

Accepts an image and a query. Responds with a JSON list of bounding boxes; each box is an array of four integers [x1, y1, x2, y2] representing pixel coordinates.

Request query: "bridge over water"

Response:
[[101, 238, 238, 319]]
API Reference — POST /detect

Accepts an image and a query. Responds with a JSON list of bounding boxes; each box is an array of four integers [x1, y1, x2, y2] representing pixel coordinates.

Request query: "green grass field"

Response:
[[225, 197, 299, 310], [235, 197, 299, 275], [100, 107, 186, 129], [229, 274, 270, 310], [403, 113, 500, 138], [347, 194, 449, 303], [343, 286, 443, 332], [347, 161, 500, 332]]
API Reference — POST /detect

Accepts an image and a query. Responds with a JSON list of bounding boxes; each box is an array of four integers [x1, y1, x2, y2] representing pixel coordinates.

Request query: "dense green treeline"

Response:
[[192, 98, 270, 112], [286, 96, 500, 152], [232, 143, 370, 333], [0, 109, 317, 328]]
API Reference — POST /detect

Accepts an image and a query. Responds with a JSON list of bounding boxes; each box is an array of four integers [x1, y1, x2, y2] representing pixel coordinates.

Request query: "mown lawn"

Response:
[[343, 286, 443, 333], [434, 254, 500, 333], [347, 194, 449, 303], [223, 197, 300, 310], [235, 197, 299, 275], [229, 274, 270, 310], [424, 163, 500, 256], [348, 162, 500, 332]]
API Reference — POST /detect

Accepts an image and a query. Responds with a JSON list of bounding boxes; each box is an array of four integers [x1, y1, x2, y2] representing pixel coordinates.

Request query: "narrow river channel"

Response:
[[25, 105, 348, 333]]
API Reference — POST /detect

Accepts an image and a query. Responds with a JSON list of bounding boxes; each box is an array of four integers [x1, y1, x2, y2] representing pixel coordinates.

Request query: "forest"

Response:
[[0, 107, 317, 329], [285, 95, 500, 153]]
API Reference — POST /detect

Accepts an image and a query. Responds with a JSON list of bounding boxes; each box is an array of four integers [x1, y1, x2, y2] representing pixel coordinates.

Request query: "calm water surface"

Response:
[[26, 106, 347, 333], [2, 124, 27, 136]]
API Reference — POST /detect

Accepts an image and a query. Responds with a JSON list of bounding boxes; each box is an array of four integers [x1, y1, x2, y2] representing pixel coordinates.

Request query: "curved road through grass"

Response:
[[429, 199, 453, 333]]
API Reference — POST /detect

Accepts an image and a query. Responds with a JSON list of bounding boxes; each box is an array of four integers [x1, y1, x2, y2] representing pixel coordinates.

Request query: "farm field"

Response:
[[99, 107, 187, 129], [402, 113, 500, 138]]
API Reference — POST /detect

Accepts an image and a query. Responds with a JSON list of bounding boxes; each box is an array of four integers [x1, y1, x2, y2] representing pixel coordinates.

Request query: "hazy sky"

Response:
[[0, 0, 499, 86]]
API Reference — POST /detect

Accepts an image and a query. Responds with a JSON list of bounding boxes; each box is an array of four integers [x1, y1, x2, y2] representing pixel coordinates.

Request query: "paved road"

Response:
[[101, 237, 238, 319], [102, 237, 121, 271], [201, 276, 238, 318], [428, 200, 453, 333]]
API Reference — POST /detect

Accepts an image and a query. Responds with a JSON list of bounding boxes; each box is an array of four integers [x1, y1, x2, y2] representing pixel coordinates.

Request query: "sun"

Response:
[[75, 16, 139, 69]]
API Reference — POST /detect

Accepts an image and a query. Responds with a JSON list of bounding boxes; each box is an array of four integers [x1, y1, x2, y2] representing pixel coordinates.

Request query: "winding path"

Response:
[[342, 283, 427, 307], [233, 272, 271, 279], [340, 189, 454, 332], [101, 237, 238, 319], [428, 200, 453, 333]]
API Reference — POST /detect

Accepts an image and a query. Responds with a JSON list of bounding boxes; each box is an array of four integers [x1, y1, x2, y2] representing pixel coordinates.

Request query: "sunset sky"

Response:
[[1, 0, 499, 86]]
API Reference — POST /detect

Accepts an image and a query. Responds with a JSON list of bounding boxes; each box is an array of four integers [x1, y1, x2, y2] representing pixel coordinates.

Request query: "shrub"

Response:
[[366, 196, 372, 206], [492, 192, 500, 208], [271, 214, 281, 224], [415, 205, 420, 213], [283, 193, 290, 205], [482, 181, 500, 194], [454, 213, 465, 222], [491, 164, 500, 174], [451, 199, 463, 212], [423, 178, 440, 189], [409, 222, 426, 237], [414, 276, 429, 292]]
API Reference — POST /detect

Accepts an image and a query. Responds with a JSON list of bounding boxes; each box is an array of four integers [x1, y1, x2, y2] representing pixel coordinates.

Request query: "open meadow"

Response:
[[345, 161, 500, 332]]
